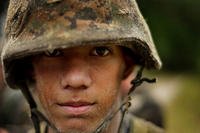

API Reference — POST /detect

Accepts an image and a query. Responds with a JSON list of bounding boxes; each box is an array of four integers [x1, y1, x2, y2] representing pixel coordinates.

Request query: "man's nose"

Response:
[[61, 57, 92, 90]]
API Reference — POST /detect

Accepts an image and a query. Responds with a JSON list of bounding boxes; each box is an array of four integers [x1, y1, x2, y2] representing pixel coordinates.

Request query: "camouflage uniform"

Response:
[[123, 114, 164, 133], [1, 0, 162, 132], [28, 114, 164, 133]]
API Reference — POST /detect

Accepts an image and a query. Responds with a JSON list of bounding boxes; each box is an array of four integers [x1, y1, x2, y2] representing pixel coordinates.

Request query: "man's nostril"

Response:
[[60, 68, 92, 89]]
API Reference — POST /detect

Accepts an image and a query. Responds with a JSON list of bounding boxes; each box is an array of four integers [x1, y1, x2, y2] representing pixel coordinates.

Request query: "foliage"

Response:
[[137, 0, 200, 73]]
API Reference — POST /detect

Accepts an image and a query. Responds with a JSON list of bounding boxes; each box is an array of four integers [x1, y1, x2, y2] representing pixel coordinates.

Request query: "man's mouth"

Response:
[[57, 101, 96, 115]]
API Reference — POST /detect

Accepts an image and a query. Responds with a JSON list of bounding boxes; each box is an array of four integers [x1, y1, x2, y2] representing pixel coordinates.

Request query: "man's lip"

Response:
[[57, 101, 95, 115], [58, 101, 95, 107]]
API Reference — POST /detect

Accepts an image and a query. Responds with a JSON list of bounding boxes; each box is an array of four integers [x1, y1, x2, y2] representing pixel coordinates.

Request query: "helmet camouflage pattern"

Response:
[[2, 0, 162, 89]]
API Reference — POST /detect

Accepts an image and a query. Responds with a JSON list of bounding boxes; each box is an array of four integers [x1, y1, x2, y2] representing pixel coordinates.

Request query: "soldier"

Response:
[[1, 0, 163, 133]]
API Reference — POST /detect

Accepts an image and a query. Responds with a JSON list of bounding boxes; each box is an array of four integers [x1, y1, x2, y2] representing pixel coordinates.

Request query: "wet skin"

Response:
[[32, 45, 134, 133]]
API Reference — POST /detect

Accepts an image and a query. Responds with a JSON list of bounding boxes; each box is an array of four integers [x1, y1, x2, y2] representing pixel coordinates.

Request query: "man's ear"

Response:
[[122, 50, 135, 79], [123, 64, 134, 79], [120, 53, 135, 96], [120, 71, 135, 96]]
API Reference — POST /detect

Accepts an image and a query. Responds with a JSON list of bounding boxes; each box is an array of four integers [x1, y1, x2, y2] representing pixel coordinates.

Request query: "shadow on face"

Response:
[[30, 45, 135, 133]]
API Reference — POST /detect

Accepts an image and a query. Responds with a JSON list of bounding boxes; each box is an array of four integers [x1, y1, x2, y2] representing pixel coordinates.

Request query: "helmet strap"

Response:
[[19, 66, 156, 133], [19, 83, 59, 133], [94, 66, 156, 133], [20, 83, 40, 133], [94, 96, 131, 133]]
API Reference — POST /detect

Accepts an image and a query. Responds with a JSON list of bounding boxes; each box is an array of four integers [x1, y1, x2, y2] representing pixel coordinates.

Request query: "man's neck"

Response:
[[47, 111, 122, 133], [101, 111, 122, 133]]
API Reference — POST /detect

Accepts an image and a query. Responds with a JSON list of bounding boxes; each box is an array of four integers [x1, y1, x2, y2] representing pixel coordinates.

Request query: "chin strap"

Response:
[[94, 96, 131, 133], [20, 66, 156, 133], [129, 67, 156, 94], [93, 66, 156, 133], [20, 84, 41, 133], [20, 83, 60, 133]]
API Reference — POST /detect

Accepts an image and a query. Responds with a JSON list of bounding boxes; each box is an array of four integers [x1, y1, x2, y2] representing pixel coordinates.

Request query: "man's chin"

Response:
[[53, 119, 98, 133], [55, 127, 96, 133]]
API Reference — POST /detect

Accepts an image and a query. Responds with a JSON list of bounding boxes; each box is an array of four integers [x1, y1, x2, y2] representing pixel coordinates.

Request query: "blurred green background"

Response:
[[136, 0, 200, 132], [137, 0, 200, 74]]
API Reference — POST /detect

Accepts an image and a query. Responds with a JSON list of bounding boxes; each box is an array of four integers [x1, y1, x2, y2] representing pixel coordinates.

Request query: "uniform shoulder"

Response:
[[131, 116, 165, 133]]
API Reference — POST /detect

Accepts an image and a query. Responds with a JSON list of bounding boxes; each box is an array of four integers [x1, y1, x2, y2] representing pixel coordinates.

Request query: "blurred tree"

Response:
[[137, 0, 200, 74]]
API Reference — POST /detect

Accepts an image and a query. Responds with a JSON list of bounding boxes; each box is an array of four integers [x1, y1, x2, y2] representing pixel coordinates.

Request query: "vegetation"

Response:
[[165, 76, 200, 133], [137, 0, 200, 74]]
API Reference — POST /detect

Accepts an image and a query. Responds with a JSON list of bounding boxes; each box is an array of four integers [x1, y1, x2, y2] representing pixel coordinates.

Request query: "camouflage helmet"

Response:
[[2, 0, 162, 89]]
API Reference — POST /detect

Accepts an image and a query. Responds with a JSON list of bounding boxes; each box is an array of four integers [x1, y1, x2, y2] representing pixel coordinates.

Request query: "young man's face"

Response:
[[32, 45, 133, 133]]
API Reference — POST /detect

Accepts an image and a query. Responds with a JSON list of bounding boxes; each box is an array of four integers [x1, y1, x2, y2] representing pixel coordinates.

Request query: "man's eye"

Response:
[[91, 47, 111, 57], [44, 49, 63, 57]]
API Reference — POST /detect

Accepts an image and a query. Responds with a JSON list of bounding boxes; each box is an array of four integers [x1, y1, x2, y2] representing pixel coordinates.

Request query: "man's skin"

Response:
[[32, 45, 134, 133], [0, 128, 9, 133]]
